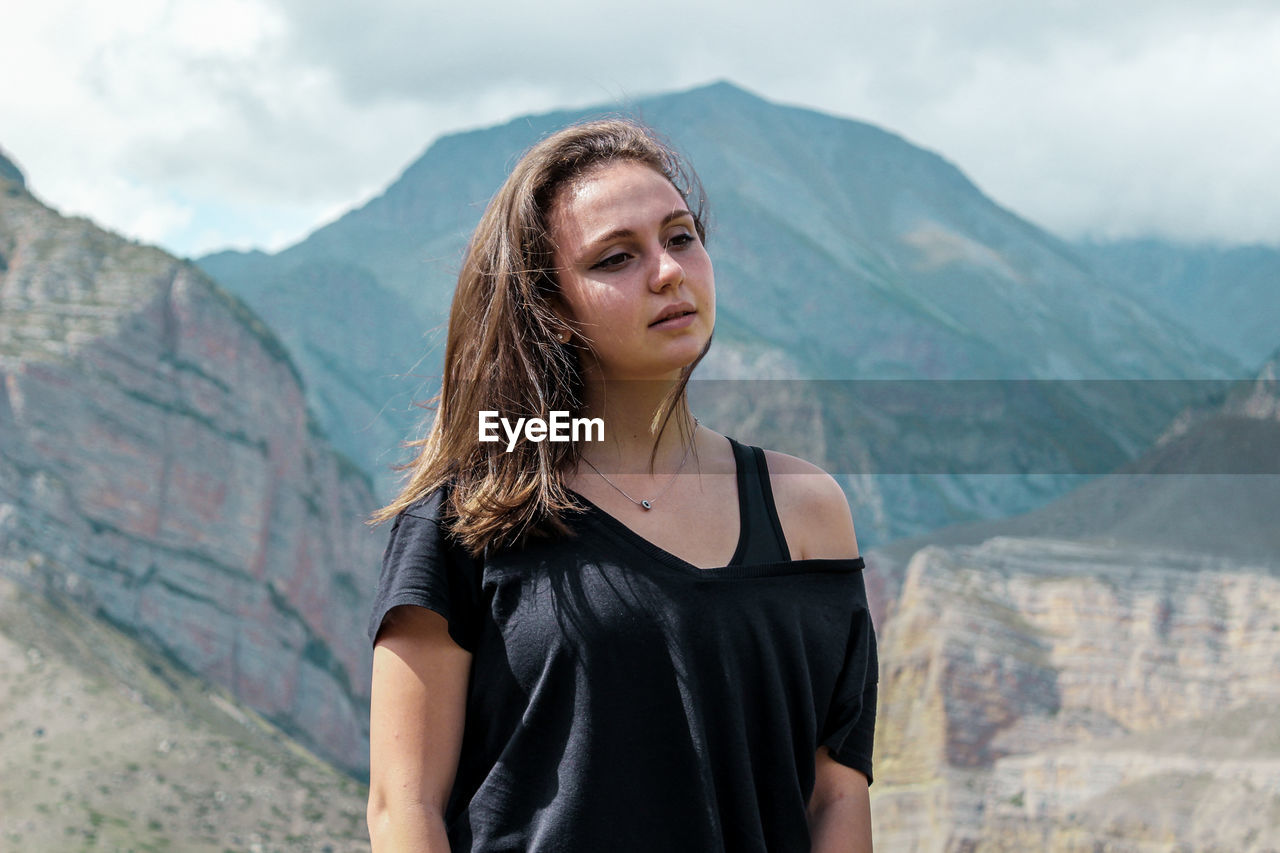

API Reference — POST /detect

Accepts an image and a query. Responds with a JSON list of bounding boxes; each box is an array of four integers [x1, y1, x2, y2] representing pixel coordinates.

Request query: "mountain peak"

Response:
[[0, 146, 25, 189], [672, 79, 761, 101]]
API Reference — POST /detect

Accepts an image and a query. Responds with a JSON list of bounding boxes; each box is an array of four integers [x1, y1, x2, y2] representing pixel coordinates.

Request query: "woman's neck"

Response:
[[577, 376, 696, 475]]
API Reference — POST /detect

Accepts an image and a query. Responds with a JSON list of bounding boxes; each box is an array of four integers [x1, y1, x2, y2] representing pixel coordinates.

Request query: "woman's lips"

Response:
[[649, 311, 696, 330]]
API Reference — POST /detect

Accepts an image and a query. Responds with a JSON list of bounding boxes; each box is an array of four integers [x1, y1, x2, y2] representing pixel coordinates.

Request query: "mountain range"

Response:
[[198, 82, 1252, 547]]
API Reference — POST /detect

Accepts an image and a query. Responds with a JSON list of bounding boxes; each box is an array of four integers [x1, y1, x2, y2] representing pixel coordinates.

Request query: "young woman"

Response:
[[366, 120, 876, 852]]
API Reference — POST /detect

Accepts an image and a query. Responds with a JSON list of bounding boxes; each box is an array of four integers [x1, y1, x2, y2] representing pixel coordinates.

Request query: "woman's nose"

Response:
[[650, 248, 684, 292]]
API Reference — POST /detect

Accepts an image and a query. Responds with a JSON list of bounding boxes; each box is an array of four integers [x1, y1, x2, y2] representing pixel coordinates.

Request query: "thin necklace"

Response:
[[580, 419, 698, 511]]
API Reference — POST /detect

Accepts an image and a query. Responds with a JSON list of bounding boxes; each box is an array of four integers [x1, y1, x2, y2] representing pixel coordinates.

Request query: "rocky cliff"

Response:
[[864, 351, 1280, 850], [0, 161, 383, 775], [870, 537, 1280, 851]]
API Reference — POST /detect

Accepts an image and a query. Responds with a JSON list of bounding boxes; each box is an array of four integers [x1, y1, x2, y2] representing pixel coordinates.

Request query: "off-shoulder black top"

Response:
[[369, 439, 877, 852]]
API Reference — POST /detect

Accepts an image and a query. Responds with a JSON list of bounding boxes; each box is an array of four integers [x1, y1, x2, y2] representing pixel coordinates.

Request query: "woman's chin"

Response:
[[586, 341, 711, 383], [646, 347, 710, 379], [591, 363, 699, 384]]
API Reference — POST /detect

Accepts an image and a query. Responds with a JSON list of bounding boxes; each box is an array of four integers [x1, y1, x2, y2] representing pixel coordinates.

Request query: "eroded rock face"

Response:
[[0, 171, 382, 774], [870, 536, 1280, 850]]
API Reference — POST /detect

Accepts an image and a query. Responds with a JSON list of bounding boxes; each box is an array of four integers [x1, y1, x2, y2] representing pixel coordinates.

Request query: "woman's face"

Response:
[[549, 160, 715, 382]]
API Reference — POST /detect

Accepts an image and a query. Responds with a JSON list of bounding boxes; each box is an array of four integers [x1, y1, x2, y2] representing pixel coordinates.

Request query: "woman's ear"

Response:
[[546, 294, 575, 343]]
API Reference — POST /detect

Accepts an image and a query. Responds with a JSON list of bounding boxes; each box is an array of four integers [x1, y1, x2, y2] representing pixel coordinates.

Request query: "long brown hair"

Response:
[[371, 118, 710, 554]]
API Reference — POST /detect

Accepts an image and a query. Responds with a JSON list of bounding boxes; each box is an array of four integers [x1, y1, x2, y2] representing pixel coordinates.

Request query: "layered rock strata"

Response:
[[0, 165, 382, 774], [869, 536, 1280, 851]]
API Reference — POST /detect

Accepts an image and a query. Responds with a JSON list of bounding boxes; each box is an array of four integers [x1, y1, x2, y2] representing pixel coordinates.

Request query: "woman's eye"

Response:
[[591, 252, 630, 270], [668, 233, 696, 249]]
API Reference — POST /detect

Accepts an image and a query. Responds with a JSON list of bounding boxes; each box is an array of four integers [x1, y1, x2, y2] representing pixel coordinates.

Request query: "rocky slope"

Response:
[[0, 147, 24, 188], [1078, 238, 1280, 369], [0, 575, 370, 851], [866, 347, 1280, 620], [0, 160, 383, 775], [981, 702, 1280, 851]]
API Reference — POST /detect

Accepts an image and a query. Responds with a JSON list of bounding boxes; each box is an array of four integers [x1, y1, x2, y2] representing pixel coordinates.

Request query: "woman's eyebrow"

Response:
[[582, 208, 694, 251]]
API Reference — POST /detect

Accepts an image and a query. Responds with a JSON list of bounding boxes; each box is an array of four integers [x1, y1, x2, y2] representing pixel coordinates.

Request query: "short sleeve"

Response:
[[820, 590, 879, 785], [367, 492, 483, 653]]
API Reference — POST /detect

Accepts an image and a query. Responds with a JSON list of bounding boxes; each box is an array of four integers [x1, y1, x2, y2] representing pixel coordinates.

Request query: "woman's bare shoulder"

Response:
[[761, 448, 861, 561]]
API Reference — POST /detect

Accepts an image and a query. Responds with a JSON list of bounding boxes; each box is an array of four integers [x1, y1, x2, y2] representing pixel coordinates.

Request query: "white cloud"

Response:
[[1, 0, 1277, 256], [896, 8, 1280, 244], [56, 174, 196, 246]]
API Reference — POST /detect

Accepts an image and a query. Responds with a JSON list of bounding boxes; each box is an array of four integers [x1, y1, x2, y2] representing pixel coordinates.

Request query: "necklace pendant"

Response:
[[641, 500, 652, 510]]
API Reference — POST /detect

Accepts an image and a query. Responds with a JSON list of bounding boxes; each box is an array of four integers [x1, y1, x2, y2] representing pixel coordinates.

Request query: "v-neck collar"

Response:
[[565, 489, 865, 580]]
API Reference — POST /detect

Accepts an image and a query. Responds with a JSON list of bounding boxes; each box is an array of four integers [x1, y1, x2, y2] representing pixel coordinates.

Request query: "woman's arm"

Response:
[[764, 450, 874, 849], [809, 746, 873, 852], [368, 606, 472, 853]]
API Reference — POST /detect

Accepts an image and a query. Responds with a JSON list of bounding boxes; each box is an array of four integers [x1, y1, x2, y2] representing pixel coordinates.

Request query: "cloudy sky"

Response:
[[3, 0, 1277, 258]]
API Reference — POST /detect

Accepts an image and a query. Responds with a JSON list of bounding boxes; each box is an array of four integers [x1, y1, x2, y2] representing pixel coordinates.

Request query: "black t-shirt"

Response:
[[369, 445, 877, 852]]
